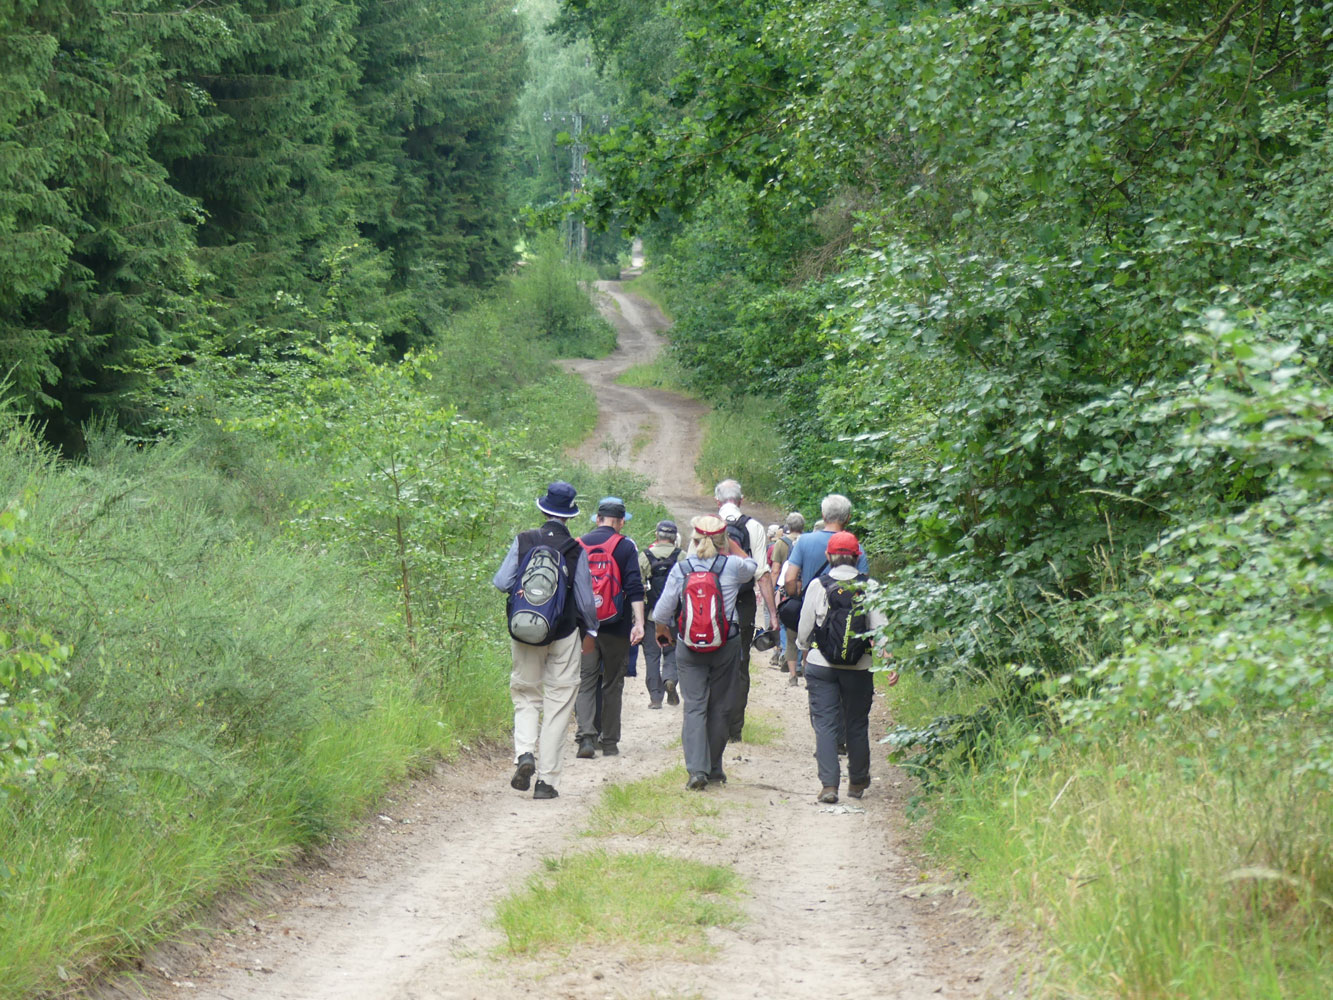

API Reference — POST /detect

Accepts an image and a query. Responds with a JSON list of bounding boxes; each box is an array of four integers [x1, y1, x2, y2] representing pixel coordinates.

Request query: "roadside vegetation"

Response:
[[0, 240, 619, 1000], [559, 1, 1333, 996]]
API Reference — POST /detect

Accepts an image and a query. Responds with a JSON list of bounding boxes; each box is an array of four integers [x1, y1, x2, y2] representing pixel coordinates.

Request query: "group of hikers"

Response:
[[492, 479, 897, 804]]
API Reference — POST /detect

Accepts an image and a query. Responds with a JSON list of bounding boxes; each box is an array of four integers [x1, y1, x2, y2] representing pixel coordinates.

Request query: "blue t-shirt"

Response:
[[787, 530, 868, 591]]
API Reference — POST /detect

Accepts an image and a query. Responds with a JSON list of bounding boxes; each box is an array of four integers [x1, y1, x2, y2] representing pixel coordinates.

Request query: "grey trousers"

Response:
[[728, 589, 757, 739], [805, 662, 873, 789], [642, 622, 678, 702], [677, 634, 740, 779], [575, 631, 630, 745]]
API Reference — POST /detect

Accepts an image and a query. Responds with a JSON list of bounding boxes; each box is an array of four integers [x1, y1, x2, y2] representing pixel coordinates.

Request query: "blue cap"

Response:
[[595, 496, 631, 521]]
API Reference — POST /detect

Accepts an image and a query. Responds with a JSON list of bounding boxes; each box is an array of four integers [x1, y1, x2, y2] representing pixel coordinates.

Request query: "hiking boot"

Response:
[[665, 679, 679, 706], [600, 742, 619, 757], [576, 737, 597, 759], [707, 771, 727, 785], [818, 786, 839, 804], [533, 780, 558, 799], [510, 752, 535, 791], [837, 743, 848, 756], [648, 699, 663, 710], [848, 780, 869, 799], [686, 773, 708, 791]]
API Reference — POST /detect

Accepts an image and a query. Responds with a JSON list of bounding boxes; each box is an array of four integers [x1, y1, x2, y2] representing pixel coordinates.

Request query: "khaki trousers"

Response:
[[510, 632, 581, 788]]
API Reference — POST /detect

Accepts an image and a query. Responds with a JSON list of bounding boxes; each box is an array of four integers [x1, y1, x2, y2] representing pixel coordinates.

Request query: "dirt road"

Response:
[[92, 279, 1019, 1000]]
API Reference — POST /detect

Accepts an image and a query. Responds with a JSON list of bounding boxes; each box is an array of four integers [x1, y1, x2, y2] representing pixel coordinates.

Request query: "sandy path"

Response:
[[89, 278, 1019, 1000]]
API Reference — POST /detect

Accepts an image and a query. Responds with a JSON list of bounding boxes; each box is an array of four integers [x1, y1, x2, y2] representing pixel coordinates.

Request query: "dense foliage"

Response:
[[0, 0, 525, 447]]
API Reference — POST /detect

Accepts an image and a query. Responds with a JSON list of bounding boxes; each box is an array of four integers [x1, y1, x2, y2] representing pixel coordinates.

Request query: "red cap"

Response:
[[826, 531, 861, 556]]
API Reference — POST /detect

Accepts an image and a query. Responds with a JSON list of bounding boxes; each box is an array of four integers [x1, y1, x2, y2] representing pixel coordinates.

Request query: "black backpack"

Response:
[[814, 573, 871, 665], [643, 547, 680, 612], [725, 513, 753, 556]]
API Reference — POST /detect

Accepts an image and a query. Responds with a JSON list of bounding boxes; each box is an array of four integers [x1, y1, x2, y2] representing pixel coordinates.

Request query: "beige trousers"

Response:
[[510, 632, 581, 788]]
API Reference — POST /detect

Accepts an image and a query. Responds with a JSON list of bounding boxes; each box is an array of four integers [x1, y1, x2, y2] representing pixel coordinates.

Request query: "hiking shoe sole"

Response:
[[510, 753, 536, 791]]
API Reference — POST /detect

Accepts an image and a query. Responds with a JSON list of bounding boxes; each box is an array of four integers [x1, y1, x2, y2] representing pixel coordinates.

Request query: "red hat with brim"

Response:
[[826, 530, 861, 556]]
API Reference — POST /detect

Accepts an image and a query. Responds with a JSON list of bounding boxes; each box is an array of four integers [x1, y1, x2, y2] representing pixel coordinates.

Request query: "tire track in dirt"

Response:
[[87, 277, 1022, 1000]]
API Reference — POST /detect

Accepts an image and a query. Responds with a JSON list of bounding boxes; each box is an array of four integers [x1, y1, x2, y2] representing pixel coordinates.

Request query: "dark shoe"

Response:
[[665, 679, 679, 706], [600, 742, 619, 757], [707, 771, 727, 785], [510, 752, 536, 791], [533, 780, 558, 799], [686, 773, 708, 791], [837, 743, 848, 756], [576, 737, 596, 759], [848, 781, 869, 799], [818, 786, 839, 804], [648, 700, 663, 709]]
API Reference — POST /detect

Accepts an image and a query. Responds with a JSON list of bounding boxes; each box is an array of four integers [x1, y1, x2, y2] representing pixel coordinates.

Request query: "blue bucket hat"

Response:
[[536, 481, 579, 519], [594, 496, 632, 522]]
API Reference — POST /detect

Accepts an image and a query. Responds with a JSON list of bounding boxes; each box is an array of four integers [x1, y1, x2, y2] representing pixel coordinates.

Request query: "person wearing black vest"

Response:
[[574, 497, 646, 759], [492, 482, 599, 799]]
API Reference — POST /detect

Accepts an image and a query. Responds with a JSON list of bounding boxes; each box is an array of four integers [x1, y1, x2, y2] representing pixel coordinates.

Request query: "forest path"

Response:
[[89, 276, 1019, 1000]]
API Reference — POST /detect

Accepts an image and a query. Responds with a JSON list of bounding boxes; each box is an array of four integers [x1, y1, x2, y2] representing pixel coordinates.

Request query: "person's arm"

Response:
[[796, 579, 824, 651], [492, 537, 521, 591], [757, 570, 778, 628], [619, 538, 646, 645]]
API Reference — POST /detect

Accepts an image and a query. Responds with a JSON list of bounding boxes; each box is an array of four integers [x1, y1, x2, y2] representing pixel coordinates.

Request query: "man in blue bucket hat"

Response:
[[493, 482, 599, 799]]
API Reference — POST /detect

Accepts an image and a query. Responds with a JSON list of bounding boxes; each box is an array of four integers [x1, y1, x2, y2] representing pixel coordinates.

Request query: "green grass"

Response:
[[620, 272, 673, 320], [493, 849, 742, 957], [582, 769, 724, 838], [616, 355, 694, 395], [920, 721, 1333, 1000], [695, 399, 783, 504], [735, 709, 781, 746]]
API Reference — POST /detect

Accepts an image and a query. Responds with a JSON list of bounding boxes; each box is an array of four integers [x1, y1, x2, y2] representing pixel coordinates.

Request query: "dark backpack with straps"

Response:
[[643, 547, 680, 613], [813, 573, 871, 664], [725, 513, 754, 556], [507, 532, 577, 645]]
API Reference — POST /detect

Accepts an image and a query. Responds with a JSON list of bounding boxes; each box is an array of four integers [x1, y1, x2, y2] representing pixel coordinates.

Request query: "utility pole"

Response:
[[543, 109, 610, 261]]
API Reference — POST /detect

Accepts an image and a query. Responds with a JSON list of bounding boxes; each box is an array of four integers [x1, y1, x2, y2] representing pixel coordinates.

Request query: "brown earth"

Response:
[[86, 274, 1024, 1000]]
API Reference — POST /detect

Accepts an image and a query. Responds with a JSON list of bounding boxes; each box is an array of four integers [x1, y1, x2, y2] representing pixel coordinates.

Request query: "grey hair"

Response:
[[828, 552, 858, 568], [784, 511, 805, 533], [820, 493, 852, 524], [714, 479, 743, 504]]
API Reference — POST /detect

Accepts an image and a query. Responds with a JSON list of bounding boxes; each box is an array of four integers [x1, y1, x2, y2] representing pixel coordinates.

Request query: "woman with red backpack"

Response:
[[651, 515, 756, 790]]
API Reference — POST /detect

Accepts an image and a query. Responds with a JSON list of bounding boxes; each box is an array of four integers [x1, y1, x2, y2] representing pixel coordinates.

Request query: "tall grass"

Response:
[[695, 398, 783, 504], [908, 712, 1333, 999]]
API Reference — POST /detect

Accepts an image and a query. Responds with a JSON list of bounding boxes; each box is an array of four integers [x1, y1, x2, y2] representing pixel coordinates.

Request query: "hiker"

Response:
[[492, 481, 599, 800], [781, 494, 868, 643], [796, 530, 895, 804], [653, 515, 756, 790], [574, 497, 646, 759], [711, 479, 779, 742], [770, 511, 804, 675], [639, 519, 687, 709]]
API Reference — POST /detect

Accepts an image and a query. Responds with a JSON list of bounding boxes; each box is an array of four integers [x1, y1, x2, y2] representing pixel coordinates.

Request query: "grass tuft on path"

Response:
[[582, 769, 723, 838], [493, 850, 742, 958]]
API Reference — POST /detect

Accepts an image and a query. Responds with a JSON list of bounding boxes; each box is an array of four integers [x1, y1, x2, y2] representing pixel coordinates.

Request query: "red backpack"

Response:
[[677, 556, 730, 652], [579, 532, 625, 623]]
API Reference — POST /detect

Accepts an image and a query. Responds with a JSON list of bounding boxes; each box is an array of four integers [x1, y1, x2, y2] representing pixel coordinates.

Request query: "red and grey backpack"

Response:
[[677, 556, 731, 652], [579, 532, 625, 623]]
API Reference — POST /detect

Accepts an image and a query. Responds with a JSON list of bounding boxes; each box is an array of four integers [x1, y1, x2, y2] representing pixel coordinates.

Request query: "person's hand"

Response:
[[581, 634, 596, 656], [655, 624, 675, 648], [884, 669, 899, 687], [629, 622, 645, 646]]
